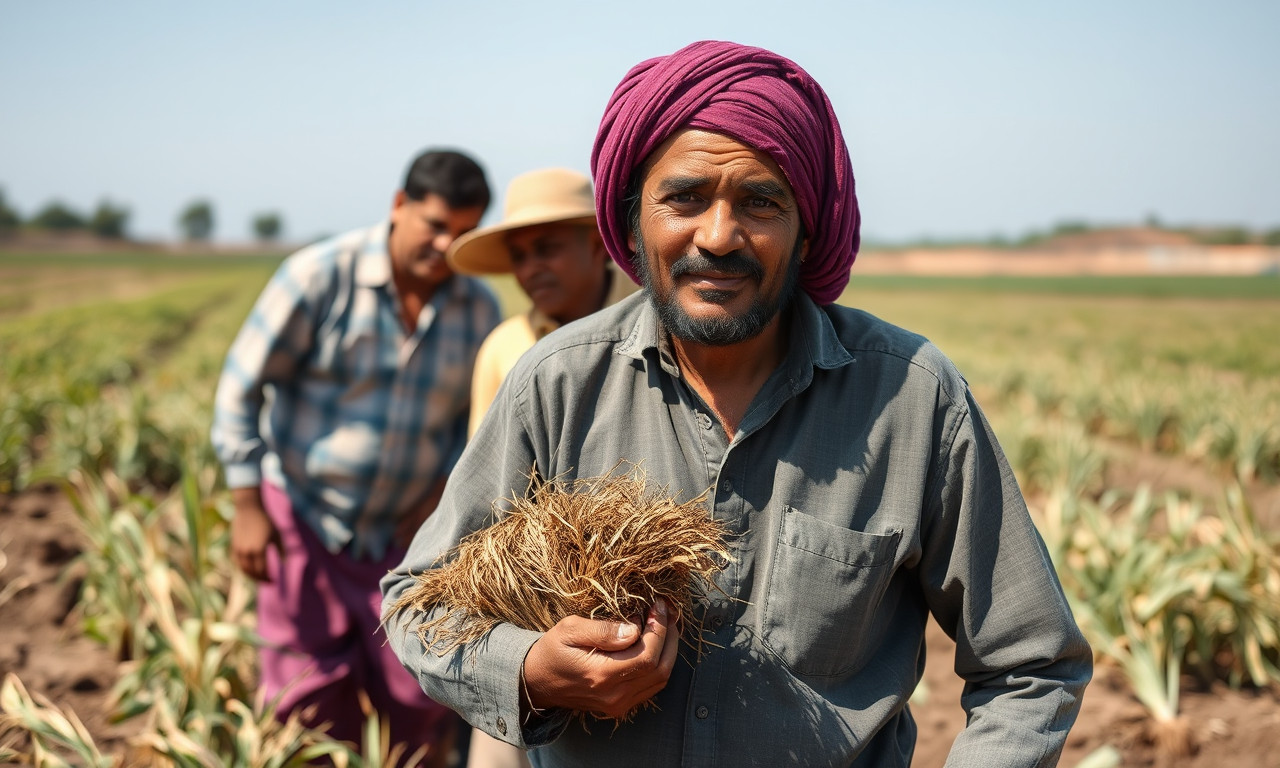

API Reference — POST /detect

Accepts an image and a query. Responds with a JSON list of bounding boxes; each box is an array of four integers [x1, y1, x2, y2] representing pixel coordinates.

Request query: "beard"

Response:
[[633, 234, 804, 346]]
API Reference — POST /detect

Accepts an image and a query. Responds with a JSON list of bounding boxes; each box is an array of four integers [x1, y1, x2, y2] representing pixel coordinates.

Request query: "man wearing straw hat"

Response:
[[448, 168, 636, 441], [447, 168, 634, 768], [384, 42, 1090, 767]]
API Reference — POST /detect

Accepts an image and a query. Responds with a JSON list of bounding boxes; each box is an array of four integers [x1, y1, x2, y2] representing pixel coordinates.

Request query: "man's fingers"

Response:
[[657, 607, 680, 675], [522, 606, 680, 716], [235, 550, 271, 582], [646, 597, 669, 632], [560, 615, 640, 652]]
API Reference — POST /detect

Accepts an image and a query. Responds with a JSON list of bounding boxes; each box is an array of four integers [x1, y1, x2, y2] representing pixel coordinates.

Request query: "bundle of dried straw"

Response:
[[387, 466, 732, 659]]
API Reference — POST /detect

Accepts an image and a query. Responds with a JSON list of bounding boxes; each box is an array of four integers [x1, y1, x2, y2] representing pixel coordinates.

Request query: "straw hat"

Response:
[[447, 167, 598, 275]]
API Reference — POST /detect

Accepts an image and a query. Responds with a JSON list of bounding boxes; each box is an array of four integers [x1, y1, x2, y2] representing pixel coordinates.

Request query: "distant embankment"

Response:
[[0, 231, 295, 256], [857, 245, 1280, 276]]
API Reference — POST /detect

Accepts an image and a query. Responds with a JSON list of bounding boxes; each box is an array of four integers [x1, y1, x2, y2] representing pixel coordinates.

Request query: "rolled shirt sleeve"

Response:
[[210, 252, 320, 489]]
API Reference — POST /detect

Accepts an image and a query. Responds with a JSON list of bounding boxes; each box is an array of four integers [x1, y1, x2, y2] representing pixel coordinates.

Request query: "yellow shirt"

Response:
[[468, 267, 637, 437]]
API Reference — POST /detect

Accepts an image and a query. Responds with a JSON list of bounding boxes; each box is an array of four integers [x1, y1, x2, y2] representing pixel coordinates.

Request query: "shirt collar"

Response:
[[528, 264, 641, 341], [355, 220, 393, 287], [794, 294, 857, 371], [355, 220, 469, 307], [528, 307, 560, 339]]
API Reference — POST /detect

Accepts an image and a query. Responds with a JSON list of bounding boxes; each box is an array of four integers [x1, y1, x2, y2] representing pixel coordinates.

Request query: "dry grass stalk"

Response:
[[389, 465, 732, 661]]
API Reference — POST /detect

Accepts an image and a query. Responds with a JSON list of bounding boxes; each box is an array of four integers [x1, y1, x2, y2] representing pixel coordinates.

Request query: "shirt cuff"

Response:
[[223, 462, 263, 489], [473, 622, 570, 749]]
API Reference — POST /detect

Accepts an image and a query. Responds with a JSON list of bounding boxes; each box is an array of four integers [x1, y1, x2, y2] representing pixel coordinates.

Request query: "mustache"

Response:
[[668, 251, 764, 282]]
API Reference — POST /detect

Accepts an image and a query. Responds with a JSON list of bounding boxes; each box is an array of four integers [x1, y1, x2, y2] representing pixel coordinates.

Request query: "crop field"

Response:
[[1, 251, 1278, 767]]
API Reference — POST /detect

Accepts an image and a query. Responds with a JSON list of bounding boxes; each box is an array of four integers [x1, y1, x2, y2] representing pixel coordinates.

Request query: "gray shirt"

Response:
[[381, 291, 1091, 768]]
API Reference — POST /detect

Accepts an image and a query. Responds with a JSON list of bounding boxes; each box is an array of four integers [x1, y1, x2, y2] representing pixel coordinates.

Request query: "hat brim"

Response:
[[448, 213, 598, 275]]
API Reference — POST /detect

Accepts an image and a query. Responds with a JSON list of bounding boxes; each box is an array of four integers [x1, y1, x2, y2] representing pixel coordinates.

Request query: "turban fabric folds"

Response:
[[591, 40, 860, 305]]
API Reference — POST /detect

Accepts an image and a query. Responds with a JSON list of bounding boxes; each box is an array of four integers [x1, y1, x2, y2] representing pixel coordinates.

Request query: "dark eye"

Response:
[[668, 191, 699, 205], [747, 197, 778, 209]]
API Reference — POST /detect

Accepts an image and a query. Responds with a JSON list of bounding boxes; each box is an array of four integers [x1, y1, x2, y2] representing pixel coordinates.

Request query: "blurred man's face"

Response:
[[631, 128, 806, 346], [388, 192, 484, 290], [506, 223, 609, 325]]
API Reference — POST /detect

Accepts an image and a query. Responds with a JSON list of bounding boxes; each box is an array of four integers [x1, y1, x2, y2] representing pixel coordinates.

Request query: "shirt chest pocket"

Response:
[[760, 508, 901, 678]]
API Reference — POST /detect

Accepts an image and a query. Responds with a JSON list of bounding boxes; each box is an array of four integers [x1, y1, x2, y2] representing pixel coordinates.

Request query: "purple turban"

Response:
[[591, 40, 860, 305]]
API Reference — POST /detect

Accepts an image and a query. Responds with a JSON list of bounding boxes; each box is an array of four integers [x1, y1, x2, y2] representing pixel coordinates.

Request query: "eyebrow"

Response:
[[653, 175, 792, 203], [742, 179, 791, 202], [654, 176, 710, 196]]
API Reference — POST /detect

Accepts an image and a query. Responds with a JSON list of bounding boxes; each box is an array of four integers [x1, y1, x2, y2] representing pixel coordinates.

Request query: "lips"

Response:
[[683, 273, 750, 291], [521, 276, 559, 297], [668, 252, 764, 285], [410, 248, 445, 266]]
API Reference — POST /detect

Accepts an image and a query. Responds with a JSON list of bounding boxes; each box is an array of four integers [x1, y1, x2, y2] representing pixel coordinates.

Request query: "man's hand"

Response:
[[521, 599, 679, 720], [230, 486, 281, 582]]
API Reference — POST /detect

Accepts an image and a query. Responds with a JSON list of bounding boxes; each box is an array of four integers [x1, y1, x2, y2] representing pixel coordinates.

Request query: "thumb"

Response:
[[560, 615, 640, 651]]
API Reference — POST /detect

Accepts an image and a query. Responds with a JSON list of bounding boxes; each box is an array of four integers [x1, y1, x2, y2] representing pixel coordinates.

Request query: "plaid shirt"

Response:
[[212, 222, 500, 559]]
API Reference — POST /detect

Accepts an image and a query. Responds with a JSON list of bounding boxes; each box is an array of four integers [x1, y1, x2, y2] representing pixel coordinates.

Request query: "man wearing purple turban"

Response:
[[385, 41, 1090, 767]]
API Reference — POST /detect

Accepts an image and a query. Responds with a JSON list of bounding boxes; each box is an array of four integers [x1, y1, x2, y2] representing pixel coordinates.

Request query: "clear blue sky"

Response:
[[2, 1, 1277, 244]]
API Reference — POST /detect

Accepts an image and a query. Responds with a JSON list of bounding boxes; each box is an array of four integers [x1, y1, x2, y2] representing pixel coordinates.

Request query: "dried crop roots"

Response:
[[387, 466, 733, 664]]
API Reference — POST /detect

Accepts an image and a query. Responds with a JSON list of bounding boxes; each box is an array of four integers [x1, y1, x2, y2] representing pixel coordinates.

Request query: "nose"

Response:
[[512, 256, 539, 284], [692, 199, 746, 257]]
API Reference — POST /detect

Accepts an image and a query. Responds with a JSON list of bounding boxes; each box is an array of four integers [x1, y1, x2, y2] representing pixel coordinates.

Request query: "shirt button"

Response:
[[496, 716, 507, 735], [720, 478, 732, 493], [697, 412, 712, 429], [710, 615, 724, 629], [695, 705, 710, 719]]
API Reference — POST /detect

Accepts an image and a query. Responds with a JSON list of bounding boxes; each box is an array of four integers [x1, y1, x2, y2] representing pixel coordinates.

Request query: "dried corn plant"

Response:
[[1037, 483, 1280, 758], [388, 465, 733, 661]]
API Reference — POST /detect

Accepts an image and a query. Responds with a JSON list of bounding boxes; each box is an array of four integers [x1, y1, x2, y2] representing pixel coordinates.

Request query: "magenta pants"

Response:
[[257, 482, 458, 764]]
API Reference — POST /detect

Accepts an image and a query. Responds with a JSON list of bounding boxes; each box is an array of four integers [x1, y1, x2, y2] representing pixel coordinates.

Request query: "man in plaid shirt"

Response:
[[212, 149, 500, 765]]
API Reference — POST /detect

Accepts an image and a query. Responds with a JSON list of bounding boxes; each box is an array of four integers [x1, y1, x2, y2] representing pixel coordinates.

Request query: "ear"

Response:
[[798, 237, 810, 265], [391, 189, 408, 212], [626, 229, 637, 254]]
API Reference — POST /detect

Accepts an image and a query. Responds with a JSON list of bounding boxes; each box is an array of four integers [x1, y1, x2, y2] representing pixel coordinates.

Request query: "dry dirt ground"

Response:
[[3, 482, 1279, 767], [0, 485, 139, 757]]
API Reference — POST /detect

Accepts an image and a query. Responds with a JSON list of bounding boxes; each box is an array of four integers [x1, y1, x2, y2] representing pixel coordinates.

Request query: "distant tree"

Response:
[[1051, 220, 1092, 236], [1263, 228, 1280, 247], [178, 199, 215, 242], [30, 200, 87, 232], [1144, 212, 1163, 229], [0, 189, 20, 232], [252, 211, 283, 243], [1196, 227, 1250, 246], [89, 199, 130, 239]]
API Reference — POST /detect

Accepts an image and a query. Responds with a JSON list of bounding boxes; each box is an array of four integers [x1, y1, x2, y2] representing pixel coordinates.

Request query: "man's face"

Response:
[[506, 222, 608, 325], [388, 192, 485, 289], [632, 129, 807, 347]]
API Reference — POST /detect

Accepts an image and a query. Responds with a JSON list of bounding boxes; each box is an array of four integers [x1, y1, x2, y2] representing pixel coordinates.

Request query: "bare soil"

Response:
[[2, 482, 1278, 767], [0, 485, 139, 757]]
